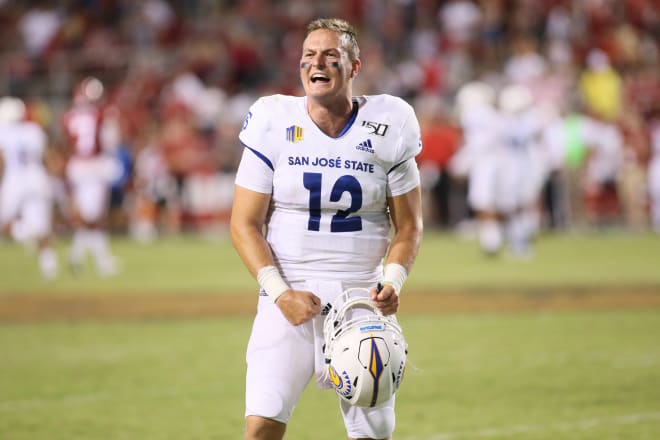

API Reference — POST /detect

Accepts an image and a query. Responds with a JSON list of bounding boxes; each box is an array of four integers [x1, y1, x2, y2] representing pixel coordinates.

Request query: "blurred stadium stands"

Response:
[[0, 0, 658, 239]]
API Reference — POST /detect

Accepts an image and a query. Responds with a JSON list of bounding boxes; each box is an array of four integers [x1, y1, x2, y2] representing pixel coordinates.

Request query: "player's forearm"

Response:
[[386, 186, 423, 272], [386, 220, 422, 272], [230, 185, 276, 279], [230, 221, 275, 279], [380, 220, 422, 296]]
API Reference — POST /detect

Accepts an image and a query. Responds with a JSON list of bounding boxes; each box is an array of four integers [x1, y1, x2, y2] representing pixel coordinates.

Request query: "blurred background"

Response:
[[0, 0, 658, 248]]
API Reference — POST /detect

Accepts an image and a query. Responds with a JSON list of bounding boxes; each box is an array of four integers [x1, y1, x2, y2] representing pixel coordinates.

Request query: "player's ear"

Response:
[[350, 59, 361, 78]]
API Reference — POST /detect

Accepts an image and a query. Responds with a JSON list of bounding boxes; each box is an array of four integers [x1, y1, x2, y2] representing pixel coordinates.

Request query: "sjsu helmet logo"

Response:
[[329, 366, 352, 397]]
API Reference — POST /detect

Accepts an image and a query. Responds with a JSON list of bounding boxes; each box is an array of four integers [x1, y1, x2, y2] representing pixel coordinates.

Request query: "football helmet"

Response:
[[455, 81, 496, 118], [498, 84, 533, 115], [74, 76, 104, 104], [323, 288, 408, 407], [0, 96, 26, 123]]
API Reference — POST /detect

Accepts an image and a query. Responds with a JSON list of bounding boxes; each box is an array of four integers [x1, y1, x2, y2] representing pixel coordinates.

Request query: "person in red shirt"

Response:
[[61, 76, 120, 276], [416, 99, 462, 228]]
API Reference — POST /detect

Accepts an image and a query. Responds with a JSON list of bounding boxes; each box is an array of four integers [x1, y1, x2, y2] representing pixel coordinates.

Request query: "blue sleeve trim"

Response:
[[242, 142, 274, 171]]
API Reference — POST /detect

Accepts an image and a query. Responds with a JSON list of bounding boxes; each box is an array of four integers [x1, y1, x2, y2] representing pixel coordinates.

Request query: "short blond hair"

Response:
[[307, 18, 360, 60]]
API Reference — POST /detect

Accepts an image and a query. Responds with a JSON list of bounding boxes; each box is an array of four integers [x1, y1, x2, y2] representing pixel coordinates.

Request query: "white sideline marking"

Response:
[[400, 412, 660, 439]]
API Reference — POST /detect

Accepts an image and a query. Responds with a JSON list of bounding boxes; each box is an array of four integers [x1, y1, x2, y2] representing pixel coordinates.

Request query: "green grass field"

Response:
[[2, 311, 659, 439], [1, 231, 660, 439], [2, 230, 660, 295]]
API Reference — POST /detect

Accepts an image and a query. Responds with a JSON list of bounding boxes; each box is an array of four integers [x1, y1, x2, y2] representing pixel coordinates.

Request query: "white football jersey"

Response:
[[236, 94, 421, 282], [0, 121, 50, 196], [0, 121, 47, 175], [0, 121, 52, 226]]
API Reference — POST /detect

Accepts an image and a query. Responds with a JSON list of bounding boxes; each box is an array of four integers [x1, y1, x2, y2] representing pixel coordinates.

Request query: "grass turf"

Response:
[[1, 310, 660, 439], [1, 230, 660, 439], [1, 231, 660, 295]]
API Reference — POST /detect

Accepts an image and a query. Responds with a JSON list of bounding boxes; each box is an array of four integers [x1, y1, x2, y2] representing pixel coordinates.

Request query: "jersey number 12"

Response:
[[303, 172, 363, 232]]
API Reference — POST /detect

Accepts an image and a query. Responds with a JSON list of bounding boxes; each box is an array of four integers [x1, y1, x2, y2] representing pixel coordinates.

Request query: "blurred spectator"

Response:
[[617, 108, 650, 231], [582, 117, 625, 227], [439, 0, 482, 50], [545, 1, 574, 44], [132, 0, 178, 47], [17, 1, 62, 59], [415, 96, 462, 228], [579, 48, 623, 122], [102, 104, 134, 233], [542, 109, 623, 230], [438, 0, 482, 95], [477, 0, 506, 69], [158, 83, 222, 231], [130, 120, 179, 242]]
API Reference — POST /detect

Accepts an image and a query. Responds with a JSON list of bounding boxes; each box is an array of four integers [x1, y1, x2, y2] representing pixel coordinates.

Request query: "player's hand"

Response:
[[275, 289, 321, 325], [370, 283, 399, 315]]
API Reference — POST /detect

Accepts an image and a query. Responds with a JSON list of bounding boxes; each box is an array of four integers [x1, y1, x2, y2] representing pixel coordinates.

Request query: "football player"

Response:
[[230, 18, 423, 440], [61, 77, 120, 276], [0, 96, 58, 279], [496, 84, 547, 257], [452, 80, 505, 255], [649, 118, 660, 233]]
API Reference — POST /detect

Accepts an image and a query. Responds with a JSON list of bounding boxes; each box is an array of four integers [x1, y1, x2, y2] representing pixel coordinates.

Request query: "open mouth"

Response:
[[311, 73, 330, 83]]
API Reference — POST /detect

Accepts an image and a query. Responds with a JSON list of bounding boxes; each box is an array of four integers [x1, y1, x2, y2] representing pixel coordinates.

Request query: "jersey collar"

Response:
[[336, 99, 359, 138]]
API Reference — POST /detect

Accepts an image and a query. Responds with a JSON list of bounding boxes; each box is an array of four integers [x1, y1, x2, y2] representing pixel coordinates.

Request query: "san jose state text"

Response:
[[288, 156, 375, 173]]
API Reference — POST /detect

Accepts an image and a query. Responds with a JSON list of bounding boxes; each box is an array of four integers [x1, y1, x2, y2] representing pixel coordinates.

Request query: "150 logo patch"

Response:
[[362, 120, 389, 136]]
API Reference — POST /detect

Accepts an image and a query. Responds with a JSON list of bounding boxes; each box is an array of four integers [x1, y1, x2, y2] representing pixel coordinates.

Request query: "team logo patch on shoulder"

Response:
[[286, 125, 304, 143], [362, 120, 389, 136]]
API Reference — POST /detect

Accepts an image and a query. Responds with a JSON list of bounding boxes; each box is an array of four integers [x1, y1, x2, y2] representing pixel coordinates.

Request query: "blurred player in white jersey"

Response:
[[230, 18, 423, 440], [0, 96, 58, 279], [62, 77, 120, 277], [454, 82, 546, 257], [647, 118, 660, 233], [496, 84, 547, 257], [451, 80, 505, 254]]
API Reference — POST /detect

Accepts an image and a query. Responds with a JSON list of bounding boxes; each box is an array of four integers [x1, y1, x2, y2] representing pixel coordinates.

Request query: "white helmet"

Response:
[[74, 76, 104, 104], [455, 81, 496, 118], [323, 288, 408, 407], [0, 96, 26, 124], [498, 84, 533, 115]]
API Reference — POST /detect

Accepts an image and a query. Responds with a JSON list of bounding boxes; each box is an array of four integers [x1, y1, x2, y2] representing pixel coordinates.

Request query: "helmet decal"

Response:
[[359, 324, 384, 332], [329, 365, 352, 397], [368, 337, 384, 407], [395, 360, 406, 388]]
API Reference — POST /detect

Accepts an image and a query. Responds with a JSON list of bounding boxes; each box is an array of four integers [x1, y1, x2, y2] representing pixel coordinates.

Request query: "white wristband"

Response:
[[257, 265, 290, 302], [382, 263, 408, 295]]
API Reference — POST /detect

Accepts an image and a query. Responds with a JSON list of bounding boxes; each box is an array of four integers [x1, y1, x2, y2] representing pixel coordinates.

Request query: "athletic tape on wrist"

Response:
[[382, 263, 408, 295], [256, 265, 289, 302]]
